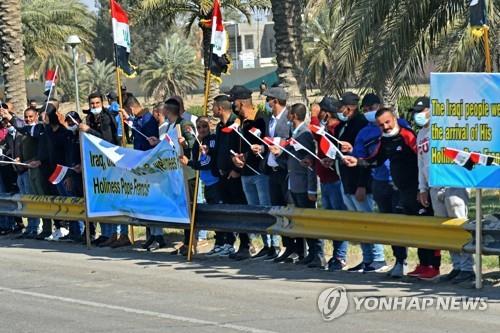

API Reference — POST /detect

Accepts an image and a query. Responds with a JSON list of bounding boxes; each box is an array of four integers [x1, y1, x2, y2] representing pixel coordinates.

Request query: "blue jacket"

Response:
[[132, 112, 159, 151], [108, 101, 123, 138], [353, 118, 410, 182]]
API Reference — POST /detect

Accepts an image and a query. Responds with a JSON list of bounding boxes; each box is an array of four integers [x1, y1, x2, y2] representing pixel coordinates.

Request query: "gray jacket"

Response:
[[281, 122, 317, 194], [263, 108, 292, 171]]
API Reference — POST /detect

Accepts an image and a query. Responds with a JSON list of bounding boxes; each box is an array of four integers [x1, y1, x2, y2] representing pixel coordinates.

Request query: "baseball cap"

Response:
[[411, 97, 430, 112], [106, 91, 118, 100], [318, 96, 341, 114], [263, 87, 287, 101], [339, 92, 360, 106], [361, 93, 381, 107], [226, 85, 252, 101]]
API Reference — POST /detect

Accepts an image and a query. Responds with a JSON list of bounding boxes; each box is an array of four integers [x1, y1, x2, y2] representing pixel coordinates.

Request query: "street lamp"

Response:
[[66, 35, 81, 113]]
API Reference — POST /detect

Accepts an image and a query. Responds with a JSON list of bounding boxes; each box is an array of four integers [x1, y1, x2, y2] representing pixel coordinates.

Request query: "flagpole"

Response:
[[483, 25, 492, 73], [111, 0, 134, 243], [43, 65, 59, 114]]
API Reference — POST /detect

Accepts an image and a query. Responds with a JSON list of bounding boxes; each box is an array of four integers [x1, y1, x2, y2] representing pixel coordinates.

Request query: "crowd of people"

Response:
[[0, 85, 475, 286]]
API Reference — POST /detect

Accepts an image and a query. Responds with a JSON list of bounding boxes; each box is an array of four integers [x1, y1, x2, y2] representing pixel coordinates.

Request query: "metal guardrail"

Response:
[[0, 194, 476, 252], [463, 214, 500, 255]]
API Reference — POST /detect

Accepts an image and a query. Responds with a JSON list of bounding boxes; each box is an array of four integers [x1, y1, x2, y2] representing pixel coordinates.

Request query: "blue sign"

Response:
[[429, 73, 500, 188]]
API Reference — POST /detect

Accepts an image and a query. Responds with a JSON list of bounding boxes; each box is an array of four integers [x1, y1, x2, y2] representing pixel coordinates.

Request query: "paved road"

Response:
[[1, 237, 499, 333]]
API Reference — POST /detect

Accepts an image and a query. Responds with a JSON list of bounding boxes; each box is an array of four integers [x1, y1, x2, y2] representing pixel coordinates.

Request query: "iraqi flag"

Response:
[[221, 122, 239, 134], [111, 0, 136, 76], [309, 124, 326, 136], [49, 164, 69, 185], [444, 148, 495, 170], [44, 69, 57, 95], [249, 127, 262, 138], [319, 136, 338, 160], [210, 0, 226, 57]]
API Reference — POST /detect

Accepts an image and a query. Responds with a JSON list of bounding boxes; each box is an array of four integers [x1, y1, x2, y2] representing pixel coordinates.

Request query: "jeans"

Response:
[[0, 175, 15, 230], [430, 187, 473, 271], [17, 172, 40, 234], [56, 182, 83, 237], [118, 224, 129, 235], [321, 181, 348, 261], [341, 188, 385, 263], [372, 180, 407, 264], [241, 174, 279, 247], [291, 192, 322, 256]]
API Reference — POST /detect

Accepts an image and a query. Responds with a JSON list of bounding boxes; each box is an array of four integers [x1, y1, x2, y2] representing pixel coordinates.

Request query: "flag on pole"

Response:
[[309, 124, 326, 136], [221, 123, 240, 134], [249, 127, 262, 138], [111, 0, 136, 77], [443, 147, 496, 170], [319, 136, 338, 160], [263, 136, 278, 146], [44, 69, 57, 95], [209, 0, 230, 82], [49, 164, 69, 184]]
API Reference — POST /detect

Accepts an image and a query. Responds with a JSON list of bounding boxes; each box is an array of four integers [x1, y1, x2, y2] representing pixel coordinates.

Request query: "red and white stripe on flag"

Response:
[[221, 122, 239, 133], [111, 0, 131, 52], [249, 127, 262, 137], [288, 138, 305, 151], [319, 136, 337, 159], [44, 69, 57, 91], [444, 148, 470, 166], [210, 0, 226, 57], [49, 164, 69, 185], [309, 124, 326, 136]]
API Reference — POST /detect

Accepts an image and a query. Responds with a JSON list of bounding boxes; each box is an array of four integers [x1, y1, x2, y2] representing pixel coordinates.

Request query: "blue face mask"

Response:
[[364, 110, 377, 123], [337, 112, 348, 122], [7, 126, 16, 135], [265, 102, 272, 113], [414, 112, 429, 127]]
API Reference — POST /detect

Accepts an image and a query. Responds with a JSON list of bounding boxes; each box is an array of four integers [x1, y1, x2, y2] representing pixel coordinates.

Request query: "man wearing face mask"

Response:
[[413, 97, 473, 283], [352, 93, 410, 277], [333, 92, 387, 273], [310, 97, 349, 271], [79, 93, 119, 145]]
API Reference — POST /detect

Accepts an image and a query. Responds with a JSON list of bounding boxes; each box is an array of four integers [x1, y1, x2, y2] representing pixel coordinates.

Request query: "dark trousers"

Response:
[[290, 192, 322, 257], [399, 185, 441, 268], [214, 175, 247, 247], [268, 168, 293, 249], [372, 180, 407, 264]]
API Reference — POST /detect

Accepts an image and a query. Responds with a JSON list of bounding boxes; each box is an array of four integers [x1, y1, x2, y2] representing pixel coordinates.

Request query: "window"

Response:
[[244, 35, 254, 50]]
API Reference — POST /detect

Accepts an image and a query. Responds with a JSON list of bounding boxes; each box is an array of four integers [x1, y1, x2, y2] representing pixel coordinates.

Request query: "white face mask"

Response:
[[68, 124, 78, 133], [90, 107, 102, 115], [364, 110, 377, 123], [414, 112, 429, 127], [265, 102, 272, 113], [7, 126, 16, 136], [382, 126, 400, 138], [337, 112, 348, 122]]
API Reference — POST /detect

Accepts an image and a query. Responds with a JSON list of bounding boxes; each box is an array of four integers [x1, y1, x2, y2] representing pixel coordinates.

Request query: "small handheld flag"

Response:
[[49, 164, 70, 184], [230, 149, 261, 175], [125, 119, 150, 141], [223, 124, 264, 159], [262, 136, 313, 171], [44, 69, 57, 95], [287, 138, 322, 162]]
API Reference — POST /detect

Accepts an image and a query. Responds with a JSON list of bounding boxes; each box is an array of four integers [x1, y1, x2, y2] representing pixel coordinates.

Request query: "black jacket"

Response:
[[187, 134, 219, 178], [358, 127, 419, 191], [86, 109, 119, 145], [333, 111, 372, 195], [215, 113, 242, 175]]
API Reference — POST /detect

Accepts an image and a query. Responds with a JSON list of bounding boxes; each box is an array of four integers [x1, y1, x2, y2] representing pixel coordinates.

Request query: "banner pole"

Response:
[[483, 26, 492, 73], [475, 189, 483, 289]]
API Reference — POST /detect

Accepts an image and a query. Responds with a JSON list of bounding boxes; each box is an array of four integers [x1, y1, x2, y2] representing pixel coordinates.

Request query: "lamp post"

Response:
[[66, 35, 81, 113]]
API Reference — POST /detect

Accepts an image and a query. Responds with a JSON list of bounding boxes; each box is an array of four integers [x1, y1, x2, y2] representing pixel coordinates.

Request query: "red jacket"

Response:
[[310, 116, 340, 184]]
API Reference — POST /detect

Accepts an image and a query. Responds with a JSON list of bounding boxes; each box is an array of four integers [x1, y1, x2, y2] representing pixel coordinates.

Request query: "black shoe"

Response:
[[296, 254, 315, 265], [273, 248, 296, 263], [12, 224, 25, 234], [347, 262, 365, 272], [229, 247, 251, 261], [251, 246, 270, 260], [452, 270, 475, 285], [16, 232, 31, 239], [142, 236, 156, 250], [308, 254, 326, 269], [59, 235, 73, 242], [92, 236, 108, 246], [439, 269, 461, 283], [263, 247, 279, 261], [155, 235, 166, 248], [0, 228, 12, 236], [35, 231, 52, 240]]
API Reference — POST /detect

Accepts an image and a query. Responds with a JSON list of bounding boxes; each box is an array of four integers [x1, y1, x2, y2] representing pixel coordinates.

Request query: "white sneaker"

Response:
[[45, 228, 69, 241], [218, 244, 236, 257]]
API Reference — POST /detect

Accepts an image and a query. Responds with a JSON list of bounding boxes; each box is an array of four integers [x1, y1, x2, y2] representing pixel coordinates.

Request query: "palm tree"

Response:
[[270, 0, 307, 102], [320, 0, 500, 101], [134, 0, 269, 113], [21, 0, 95, 80], [141, 34, 204, 100], [0, 0, 28, 113], [80, 60, 116, 96]]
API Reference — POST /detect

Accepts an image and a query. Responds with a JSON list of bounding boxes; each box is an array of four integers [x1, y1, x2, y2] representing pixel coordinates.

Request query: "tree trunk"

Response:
[[0, 0, 27, 114], [201, 26, 220, 117], [270, 0, 307, 104]]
